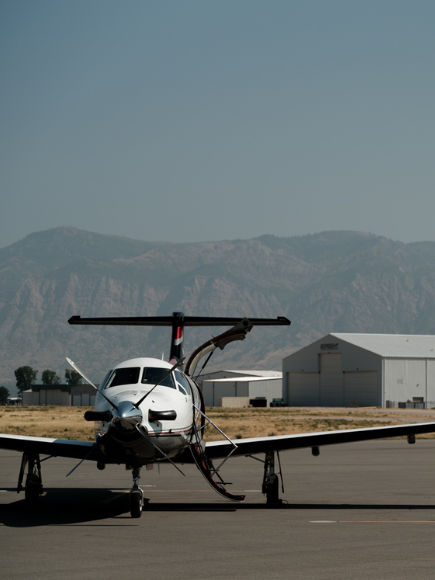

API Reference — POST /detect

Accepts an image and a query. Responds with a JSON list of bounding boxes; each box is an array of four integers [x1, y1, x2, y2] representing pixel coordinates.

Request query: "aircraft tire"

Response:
[[25, 481, 41, 505], [265, 474, 280, 505], [130, 489, 143, 518]]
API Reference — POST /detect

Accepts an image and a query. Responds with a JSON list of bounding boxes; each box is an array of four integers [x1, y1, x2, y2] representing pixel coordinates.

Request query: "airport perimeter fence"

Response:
[[386, 401, 435, 410]]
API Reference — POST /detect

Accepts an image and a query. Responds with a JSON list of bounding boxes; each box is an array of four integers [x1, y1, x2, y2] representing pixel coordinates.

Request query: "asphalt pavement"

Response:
[[1, 439, 435, 579]]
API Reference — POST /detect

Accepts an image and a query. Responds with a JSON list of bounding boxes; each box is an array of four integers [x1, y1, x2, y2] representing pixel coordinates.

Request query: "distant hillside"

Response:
[[2, 227, 435, 393]]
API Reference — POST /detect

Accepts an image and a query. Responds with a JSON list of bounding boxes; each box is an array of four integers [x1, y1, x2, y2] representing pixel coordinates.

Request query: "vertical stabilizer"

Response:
[[169, 311, 185, 363]]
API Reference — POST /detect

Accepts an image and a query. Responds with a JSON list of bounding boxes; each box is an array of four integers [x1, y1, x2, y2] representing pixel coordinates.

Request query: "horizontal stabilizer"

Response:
[[68, 315, 290, 327]]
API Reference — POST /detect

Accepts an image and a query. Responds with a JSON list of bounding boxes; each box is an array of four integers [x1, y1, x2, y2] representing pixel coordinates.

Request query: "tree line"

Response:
[[14, 366, 83, 394]]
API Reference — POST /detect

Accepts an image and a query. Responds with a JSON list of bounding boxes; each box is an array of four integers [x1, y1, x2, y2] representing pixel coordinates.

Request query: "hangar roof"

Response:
[[203, 376, 282, 383], [331, 333, 435, 358]]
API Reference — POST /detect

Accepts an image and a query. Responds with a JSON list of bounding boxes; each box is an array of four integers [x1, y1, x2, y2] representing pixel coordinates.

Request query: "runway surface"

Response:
[[2, 439, 435, 579]]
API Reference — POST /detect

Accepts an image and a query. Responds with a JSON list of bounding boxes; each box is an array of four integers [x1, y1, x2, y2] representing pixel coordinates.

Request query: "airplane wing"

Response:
[[4, 422, 435, 463], [0, 434, 98, 461], [204, 421, 435, 459]]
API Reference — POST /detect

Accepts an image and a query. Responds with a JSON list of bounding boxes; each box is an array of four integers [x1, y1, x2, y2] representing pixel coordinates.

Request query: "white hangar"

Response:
[[196, 370, 282, 407], [282, 333, 435, 408]]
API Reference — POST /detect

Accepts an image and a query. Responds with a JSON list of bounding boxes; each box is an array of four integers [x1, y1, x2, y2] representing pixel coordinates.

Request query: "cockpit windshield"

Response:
[[103, 366, 176, 390], [104, 367, 140, 389], [141, 367, 176, 389], [175, 370, 191, 395]]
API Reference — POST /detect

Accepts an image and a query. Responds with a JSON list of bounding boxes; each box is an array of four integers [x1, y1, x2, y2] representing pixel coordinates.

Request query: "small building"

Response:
[[283, 333, 435, 408], [198, 370, 283, 407], [6, 397, 22, 406], [22, 384, 96, 406], [71, 384, 96, 406]]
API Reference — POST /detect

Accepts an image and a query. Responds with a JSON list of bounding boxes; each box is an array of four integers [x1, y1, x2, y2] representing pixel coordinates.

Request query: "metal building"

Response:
[[196, 370, 282, 407], [202, 376, 282, 407], [282, 333, 435, 408], [22, 384, 96, 406]]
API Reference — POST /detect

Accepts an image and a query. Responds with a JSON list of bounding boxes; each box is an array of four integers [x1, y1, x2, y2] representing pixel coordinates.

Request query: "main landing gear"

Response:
[[246, 450, 284, 506], [129, 466, 144, 518], [18, 453, 43, 505], [262, 450, 284, 505]]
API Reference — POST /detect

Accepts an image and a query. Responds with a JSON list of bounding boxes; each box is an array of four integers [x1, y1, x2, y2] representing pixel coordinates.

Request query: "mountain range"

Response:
[[2, 227, 435, 394]]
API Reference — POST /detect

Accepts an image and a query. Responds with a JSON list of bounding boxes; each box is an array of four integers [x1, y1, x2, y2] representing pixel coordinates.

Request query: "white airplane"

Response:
[[2, 312, 435, 518]]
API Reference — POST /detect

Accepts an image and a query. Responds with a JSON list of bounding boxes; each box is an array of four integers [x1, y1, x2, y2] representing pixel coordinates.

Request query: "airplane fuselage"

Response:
[[93, 357, 203, 466]]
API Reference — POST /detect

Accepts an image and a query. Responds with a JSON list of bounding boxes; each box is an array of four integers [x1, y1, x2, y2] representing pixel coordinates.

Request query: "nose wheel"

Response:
[[129, 467, 143, 518], [130, 487, 144, 518]]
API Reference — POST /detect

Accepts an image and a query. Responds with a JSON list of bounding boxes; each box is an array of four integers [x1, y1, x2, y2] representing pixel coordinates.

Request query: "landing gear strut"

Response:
[[129, 466, 144, 518], [18, 453, 43, 505], [262, 450, 283, 506]]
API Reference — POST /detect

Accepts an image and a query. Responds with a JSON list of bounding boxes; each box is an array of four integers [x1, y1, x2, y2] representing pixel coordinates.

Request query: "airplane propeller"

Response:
[[66, 357, 118, 410]]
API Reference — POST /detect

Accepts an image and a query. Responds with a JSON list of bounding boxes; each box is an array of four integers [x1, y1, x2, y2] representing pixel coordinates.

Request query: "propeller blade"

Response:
[[66, 357, 118, 410], [66, 357, 97, 389]]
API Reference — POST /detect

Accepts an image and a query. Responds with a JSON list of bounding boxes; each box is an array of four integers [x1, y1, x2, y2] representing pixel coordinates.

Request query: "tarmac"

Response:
[[2, 439, 435, 579]]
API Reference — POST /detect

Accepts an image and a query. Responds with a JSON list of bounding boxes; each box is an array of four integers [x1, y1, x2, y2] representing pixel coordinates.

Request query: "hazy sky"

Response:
[[2, 1, 435, 249]]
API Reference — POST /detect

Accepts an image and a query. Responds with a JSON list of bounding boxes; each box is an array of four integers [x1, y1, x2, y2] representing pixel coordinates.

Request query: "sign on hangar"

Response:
[[282, 333, 435, 408]]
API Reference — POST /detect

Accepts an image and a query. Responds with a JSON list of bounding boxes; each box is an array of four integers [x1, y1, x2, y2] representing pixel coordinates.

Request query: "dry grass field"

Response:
[[1, 405, 435, 441]]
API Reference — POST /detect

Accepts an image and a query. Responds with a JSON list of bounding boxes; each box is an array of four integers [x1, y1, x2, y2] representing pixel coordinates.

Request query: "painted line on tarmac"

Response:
[[310, 520, 435, 524], [339, 520, 435, 523]]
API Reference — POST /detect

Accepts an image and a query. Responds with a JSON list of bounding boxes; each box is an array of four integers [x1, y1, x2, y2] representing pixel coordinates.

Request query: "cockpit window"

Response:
[[99, 370, 113, 391], [105, 367, 140, 388], [175, 370, 191, 395], [141, 367, 176, 389]]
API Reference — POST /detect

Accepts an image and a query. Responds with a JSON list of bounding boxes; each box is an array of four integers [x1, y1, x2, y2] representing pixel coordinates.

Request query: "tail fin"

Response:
[[169, 311, 184, 363]]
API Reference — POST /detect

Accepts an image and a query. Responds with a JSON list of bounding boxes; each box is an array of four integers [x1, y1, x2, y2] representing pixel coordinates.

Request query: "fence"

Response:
[[386, 401, 435, 410]]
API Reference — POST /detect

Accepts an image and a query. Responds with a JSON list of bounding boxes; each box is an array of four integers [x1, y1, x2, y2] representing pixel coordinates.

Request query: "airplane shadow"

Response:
[[1, 487, 435, 527], [0, 488, 131, 527]]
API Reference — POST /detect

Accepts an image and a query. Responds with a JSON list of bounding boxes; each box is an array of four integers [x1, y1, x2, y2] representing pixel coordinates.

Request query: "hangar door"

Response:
[[320, 353, 344, 406], [287, 372, 320, 406], [344, 371, 378, 406], [288, 355, 378, 407]]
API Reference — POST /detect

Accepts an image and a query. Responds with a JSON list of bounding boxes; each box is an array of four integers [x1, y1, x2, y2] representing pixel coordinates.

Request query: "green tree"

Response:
[[14, 366, 38, 395], [41, 369, 61, 386], [65, 369, 83, 385], [0, 386, 9, 405]]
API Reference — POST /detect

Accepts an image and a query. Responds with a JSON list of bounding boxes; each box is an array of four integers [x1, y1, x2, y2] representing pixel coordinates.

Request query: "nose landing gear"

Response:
[[129, 466, 143, 518]]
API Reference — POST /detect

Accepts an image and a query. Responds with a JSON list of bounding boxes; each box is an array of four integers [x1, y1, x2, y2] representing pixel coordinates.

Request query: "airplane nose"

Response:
[[112, 401, 143, 430]]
